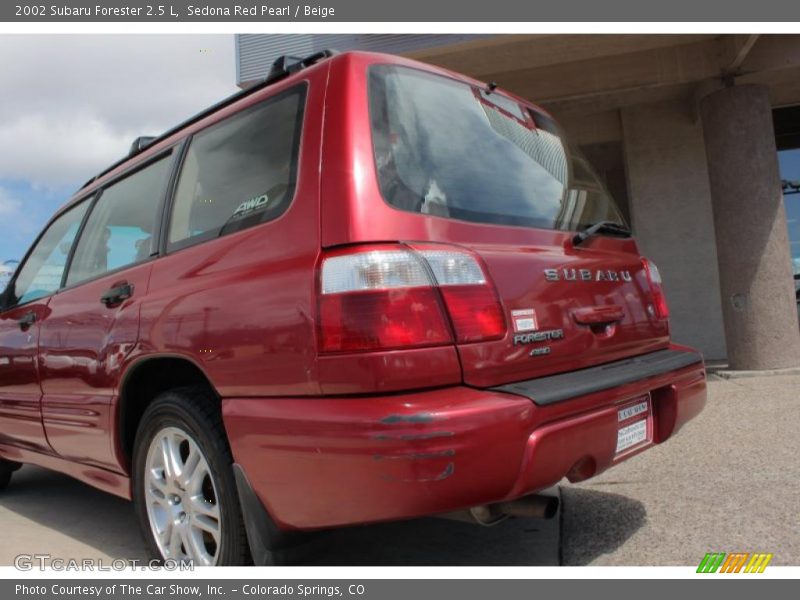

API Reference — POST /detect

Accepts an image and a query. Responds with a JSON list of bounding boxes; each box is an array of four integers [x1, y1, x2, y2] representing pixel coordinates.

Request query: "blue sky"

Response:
[[0, 179, 72, 259], [778, 149, 800, 269], [0, 35, 237, 263]]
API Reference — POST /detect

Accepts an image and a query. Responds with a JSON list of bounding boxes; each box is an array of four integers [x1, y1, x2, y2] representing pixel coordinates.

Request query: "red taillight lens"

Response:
[[439, 285, 506, 342], [642, 258, 669, 320], [318, 244, 506, 352], [413, 247, 505, 343], [319, 287, 451, 352]]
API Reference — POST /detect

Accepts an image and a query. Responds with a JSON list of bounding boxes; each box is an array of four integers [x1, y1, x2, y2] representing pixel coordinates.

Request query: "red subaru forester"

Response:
[[0, 51, 706, 565]]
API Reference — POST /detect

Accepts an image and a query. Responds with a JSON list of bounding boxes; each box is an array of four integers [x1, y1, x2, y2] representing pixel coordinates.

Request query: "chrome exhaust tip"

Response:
[[437, 492, 560, 526], [495, 494, 559, 520]]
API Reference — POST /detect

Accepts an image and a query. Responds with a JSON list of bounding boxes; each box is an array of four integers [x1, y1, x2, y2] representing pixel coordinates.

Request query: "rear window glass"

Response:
[[368, 65, 625, 232], [168, 85, 306, 251]]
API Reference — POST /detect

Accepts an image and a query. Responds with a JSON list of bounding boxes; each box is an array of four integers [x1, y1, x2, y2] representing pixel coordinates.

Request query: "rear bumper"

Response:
[[223, 347, 706, 530]]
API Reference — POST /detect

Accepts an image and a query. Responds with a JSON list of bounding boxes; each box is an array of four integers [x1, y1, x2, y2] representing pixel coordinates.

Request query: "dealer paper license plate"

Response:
[[615, 396, 652, 455]]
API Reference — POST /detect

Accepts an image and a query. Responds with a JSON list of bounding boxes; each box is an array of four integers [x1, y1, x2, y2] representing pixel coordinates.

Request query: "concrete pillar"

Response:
[[621, 101, 727, 361], [700, 84, 800, 370]]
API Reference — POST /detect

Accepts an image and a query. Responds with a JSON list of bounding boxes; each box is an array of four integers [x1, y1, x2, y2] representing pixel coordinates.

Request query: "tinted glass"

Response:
[[369, 65, 625, 232], [8, 200, 90, 306], [168, 86, 305, 250], [779, 149, 800, 278], [66, 155, 172, 286]]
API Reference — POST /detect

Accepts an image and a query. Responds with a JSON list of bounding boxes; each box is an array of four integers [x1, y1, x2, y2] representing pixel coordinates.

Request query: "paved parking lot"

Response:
[[1, 374, 798, 566], [562, 372, 800, 566]]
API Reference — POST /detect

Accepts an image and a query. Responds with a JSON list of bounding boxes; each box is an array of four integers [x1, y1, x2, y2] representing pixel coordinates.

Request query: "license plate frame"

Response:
[[614, 394, 653, 459]]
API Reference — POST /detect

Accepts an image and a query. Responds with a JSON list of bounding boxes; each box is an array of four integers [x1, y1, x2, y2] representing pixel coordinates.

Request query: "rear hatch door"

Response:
[[454, 238, 669, 387], [364, 63, 669, 386]]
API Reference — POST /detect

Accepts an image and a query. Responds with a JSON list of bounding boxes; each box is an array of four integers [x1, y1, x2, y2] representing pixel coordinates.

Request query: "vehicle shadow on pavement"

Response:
[[559, 487, 647, 565], [2, 468, 642, 567], [0, 466, 148, 564], [4, 467, 560, 566], [301, 514, 561, 566]]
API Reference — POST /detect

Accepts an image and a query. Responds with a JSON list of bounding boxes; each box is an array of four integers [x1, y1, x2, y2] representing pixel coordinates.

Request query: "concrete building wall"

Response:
[[621, 100, 727, 360], [236, 34, 489, 87], [701, 86, 800, 369]]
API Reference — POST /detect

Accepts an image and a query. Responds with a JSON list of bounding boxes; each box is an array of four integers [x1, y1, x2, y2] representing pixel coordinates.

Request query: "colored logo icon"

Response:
[[697, 552, 773, 573]]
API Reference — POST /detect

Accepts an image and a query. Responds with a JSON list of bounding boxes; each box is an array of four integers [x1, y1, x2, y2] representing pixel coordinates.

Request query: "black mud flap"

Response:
[[233, 463, 309, 566]]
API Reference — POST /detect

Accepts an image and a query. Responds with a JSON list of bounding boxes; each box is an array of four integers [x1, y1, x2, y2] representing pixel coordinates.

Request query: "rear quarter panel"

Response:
[[135, 68, 328, 398]]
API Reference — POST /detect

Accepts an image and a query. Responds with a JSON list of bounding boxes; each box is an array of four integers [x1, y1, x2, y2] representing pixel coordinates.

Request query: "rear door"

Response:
[[38, 152, 175, 468], [144, 80, 320, 398], [0, 199, 90, 451]]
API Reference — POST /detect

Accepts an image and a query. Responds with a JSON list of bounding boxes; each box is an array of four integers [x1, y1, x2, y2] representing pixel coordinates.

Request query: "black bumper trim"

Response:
[[490, 348, 704, 406]]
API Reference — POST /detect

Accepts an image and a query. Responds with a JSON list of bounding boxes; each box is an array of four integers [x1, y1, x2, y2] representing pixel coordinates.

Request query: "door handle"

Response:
[[100, 282, 134, 307], [17, 311, 36, 331]]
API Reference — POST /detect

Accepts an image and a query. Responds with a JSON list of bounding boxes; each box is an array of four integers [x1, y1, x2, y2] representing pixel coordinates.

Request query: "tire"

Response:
[[132, 386, 250, 566]]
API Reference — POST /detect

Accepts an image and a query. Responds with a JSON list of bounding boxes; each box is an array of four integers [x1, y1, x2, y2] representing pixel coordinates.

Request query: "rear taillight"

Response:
[[418, 249, 506, 343], [318, 245, 506, 352], [642, 258, 669, 320]]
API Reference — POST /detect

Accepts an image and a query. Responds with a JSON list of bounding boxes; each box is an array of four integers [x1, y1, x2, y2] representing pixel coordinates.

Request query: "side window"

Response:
[[7, 200, 90, 307], [66, 155, 173, 287], [168, 85, 306, 251]]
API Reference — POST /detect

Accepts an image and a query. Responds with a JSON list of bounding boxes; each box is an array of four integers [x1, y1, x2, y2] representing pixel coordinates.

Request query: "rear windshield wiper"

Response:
[[572, 221, 632, 246]]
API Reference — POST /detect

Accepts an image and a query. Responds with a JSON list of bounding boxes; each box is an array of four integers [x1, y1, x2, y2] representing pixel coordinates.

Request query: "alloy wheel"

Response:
[[144, 426, 222, 565]]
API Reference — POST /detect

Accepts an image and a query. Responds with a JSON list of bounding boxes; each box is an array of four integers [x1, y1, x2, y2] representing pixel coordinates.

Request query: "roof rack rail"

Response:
[[265, 50, 338, 83], [128, 136, 156, 157], [79, 49, 338, 191]]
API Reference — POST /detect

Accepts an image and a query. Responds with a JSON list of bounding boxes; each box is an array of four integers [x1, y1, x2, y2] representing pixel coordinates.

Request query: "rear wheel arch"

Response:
[[116, 355, 221, 469], [119, 356, 311, 564]]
